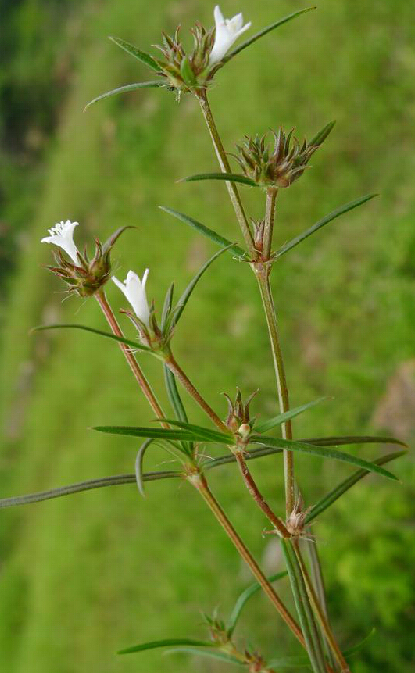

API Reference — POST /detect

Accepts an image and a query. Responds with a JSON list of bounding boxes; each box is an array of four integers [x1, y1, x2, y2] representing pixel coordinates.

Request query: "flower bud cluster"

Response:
[[235, 128, 322, 189], [224, 388, 258, 435], [153, 6, 250, 96], [42, 221, 130, 297]]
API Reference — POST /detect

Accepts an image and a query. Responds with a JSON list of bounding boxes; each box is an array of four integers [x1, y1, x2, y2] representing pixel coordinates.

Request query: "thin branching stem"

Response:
[[165, 352, 229, 433], [263, 187, 278, 260], [96, 290, 168, 426], [233, 449, 290, 538], [254, 266, 295, 516], [192, 473, 306, 647], [196, 89, 256, 257], [294, 541, 351, 673]]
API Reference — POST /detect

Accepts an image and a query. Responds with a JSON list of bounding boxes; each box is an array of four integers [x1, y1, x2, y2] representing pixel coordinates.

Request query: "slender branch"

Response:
[[263, 187, 278, 260], [191, 473, 306, 648], [196, 89, 256, 258], [165, 352, 229, 433], [96, 291, 168, 427], [233, 449, 290, 538], [254, 267, 295, 516], [294, 542, 351, 673]]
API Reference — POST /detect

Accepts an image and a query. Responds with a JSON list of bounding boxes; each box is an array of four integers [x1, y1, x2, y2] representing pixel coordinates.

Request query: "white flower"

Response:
[[41, 220, 79, 264], [209, 5, 251, 66], [112, 269, 150, 327]]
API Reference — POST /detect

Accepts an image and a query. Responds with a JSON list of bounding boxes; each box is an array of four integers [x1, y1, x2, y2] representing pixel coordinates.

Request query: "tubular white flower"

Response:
[[112, 269, 150, 328], [209, 5, 251, 66], [41, 220, 79, 264]]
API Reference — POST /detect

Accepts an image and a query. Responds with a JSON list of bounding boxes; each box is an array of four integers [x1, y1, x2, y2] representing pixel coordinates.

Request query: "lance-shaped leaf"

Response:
[[155, 419, 233, 444], [32, 324, 151, 351], [93, 425, 229, 443], [227, 572, 288, 637], [164, 648, 243, 666], [118, 638, 212, 655], [179, 172, 258, 187], [163, 365, 193, 456], [161, 283, 174, 331], [101, 225, 134, 256], [0, 471, 181, 509], [204, 445, 283, 471], [84, 81, 165, 110], [210, 7, 316, 75], [248, 435, 399, 480], [309, 120, 336, 148], [134, 439, 154, 497], [109, 36, 162, 72], [159, 206, 246, 259], [254, 397, 327, 434], [275, 194, 378, 259], [305, 451, 406, 524], [299, 435, 406, 448], [171, 247, 229, 329]]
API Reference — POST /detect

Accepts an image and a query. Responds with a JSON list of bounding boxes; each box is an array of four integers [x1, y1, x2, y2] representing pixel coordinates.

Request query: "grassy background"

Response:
[[1, 1, 414, 671]]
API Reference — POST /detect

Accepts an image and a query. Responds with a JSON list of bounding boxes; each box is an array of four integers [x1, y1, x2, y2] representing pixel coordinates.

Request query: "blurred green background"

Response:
[[1, 1, 414, 671]]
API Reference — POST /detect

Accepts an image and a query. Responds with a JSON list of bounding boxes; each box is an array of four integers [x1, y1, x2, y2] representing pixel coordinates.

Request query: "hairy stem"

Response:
[[263, 187, 278, 260], [192, 473, 305, 647], [294, 542, 350, 673], [96, 291, 167, 426], [165, 352, 229, 433], [254, 267, 295, 516], [233, 449, 290, 538], [196, 89, 256, 257]]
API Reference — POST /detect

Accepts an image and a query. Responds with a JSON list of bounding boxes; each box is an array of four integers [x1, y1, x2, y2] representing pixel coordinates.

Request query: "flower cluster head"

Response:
[[224, 388, 258, 435], [41, 220, 130, 297], [153, 5, 251, 96], [234, 122, 335, 189]]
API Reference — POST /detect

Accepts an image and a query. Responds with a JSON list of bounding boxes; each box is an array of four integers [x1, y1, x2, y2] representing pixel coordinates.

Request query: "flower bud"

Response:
[[42, 221, 131, 297]]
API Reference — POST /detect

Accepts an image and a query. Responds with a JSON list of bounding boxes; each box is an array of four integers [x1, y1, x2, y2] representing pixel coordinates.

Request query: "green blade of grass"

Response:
[[254, 398, 327, 434], [32, 324, 150, 351], [179, 172, 258, 187], [109, 36, 162, 72], [305, 451, 406, 523], [84, 81, 165, 110], [118, 638, 212, 655], [249, 436, 399, 480], [159, 206, 246, 259], [275, 194, 378, 259]]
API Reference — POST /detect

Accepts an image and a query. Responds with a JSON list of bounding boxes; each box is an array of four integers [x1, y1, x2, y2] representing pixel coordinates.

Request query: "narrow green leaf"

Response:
[[0, 471, 181, 508], [93, 425, 223, 443], [249, 436, 399, 480], [254, 398, 328, 434], [159, 206, 246, 259], [109, 36, 162, 72], [281, 540, 326, 673], [309, 120, 336, 148], [267, 654, 310, 668], [84, 81, 165, 110], [171, 247, 229, 329], [134, 439, 154, 497], [179, 172, 258, 187], [305, 451, 406, 524], [180, 55, 198, 86], [275, 194, 378, 259], [161, 283, 175, 331], [118, 638, 212, 655], [164, 647, 243, 666], [300, 435, 406, 448], [156, 419, 232, 444], [163, 365, 193, 456], [227, 572, 288, 636], [32, 324, 151, 351], [210, 7, 316, 74], [344, 628, 376, 658]]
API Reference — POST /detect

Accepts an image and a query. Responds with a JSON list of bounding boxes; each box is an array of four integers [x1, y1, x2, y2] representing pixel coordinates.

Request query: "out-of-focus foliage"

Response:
[[0, 1, 414, 672]]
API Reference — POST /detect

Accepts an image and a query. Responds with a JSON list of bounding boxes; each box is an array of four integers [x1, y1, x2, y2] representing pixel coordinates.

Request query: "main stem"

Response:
[[254, 267, 295, 516], [96, 291, 168, 427], [192, 473, 305, 647], [196, 89, 256, 258]]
